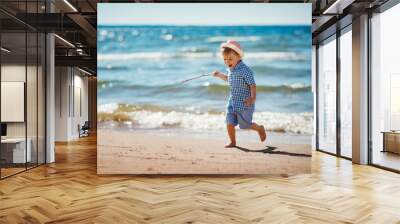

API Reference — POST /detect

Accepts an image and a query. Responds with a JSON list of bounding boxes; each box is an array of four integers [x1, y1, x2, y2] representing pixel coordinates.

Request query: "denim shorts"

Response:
[[226, 105, 254, 129]]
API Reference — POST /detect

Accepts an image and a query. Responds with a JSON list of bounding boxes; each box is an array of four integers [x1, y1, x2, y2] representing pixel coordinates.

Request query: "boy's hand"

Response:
[[212, 70, 222, 78], [244, 97, 255, 106], [213, 71, 228, 82]]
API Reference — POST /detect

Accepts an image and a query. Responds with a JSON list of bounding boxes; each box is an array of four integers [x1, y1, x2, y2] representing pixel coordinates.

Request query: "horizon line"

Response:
[[98, 24, 311, 27]]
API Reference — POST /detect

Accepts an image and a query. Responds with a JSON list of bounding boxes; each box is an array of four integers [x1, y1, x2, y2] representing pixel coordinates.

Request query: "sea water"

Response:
[[98, 25, 313, 134]]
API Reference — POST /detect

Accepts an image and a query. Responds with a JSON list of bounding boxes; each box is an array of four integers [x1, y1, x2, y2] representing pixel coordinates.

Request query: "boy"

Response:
[[213, 40, 266, 148]]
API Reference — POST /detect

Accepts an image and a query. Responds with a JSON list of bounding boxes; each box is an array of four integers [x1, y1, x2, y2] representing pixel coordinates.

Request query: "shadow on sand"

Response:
[[234, 146, 311, 157]]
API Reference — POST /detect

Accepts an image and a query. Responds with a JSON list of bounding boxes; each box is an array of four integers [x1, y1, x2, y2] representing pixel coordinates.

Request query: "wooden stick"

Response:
[[177, 74, 211, 85]]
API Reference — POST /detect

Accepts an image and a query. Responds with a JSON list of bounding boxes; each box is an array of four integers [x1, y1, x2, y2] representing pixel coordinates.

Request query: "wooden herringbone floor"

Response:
[[1, 135, 400, 224]]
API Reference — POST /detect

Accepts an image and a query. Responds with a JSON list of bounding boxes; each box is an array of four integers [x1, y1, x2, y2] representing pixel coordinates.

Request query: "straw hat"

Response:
[[220, 40, 244, 58]]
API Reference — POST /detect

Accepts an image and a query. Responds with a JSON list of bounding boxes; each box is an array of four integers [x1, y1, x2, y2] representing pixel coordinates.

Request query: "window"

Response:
[[317, 36, 337, 154], [370, 3, 400, 171], [339, 28, 352, 158], [0, 1, 46, 179]]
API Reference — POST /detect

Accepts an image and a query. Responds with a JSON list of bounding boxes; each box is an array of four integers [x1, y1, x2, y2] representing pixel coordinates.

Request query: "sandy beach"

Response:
[[97, 129, 311, 175], [97, 25, 312, 175]]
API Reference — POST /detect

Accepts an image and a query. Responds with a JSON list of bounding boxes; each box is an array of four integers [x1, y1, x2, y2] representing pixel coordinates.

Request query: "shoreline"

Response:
[[98, 124, 312, 145], [97, 104, 314, 135]]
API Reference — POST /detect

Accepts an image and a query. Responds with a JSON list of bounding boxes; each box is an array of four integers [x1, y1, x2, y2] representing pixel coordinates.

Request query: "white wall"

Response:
[[1, 64, 46, 164], [55, 66, 69, 141], [1, 82, 25, 122], [73, 73, 89, 137], [55, 67, 89, 141], [1, 65, 26, 138]]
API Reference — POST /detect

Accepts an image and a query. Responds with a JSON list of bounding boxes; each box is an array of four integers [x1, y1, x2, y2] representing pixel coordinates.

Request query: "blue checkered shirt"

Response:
[[227, 60, 256, 112]]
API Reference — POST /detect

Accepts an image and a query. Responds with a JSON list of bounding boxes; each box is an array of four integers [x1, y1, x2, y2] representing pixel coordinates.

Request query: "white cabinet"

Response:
[[1, 138, 31, 163]]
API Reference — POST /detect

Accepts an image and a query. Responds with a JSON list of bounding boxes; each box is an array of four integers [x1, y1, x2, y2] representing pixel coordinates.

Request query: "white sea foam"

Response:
[[283, 83, 310, 89], [98, 103, 119, 113], [98, 51, 305, 61], [118, 110, 314, 134], [98, 52, 214, 61], [161, 34, 173, 41], [244, 52, 307, 61], [206, 36, 262, 43]]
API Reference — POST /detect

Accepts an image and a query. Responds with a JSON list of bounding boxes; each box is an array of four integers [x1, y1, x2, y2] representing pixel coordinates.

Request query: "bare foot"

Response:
[[224, 142, 236, 148], [258, 125, 266, 142]]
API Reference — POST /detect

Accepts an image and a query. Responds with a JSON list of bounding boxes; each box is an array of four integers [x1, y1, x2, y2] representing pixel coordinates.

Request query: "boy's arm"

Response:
[[212, 71, 228, 82], [243, 69, 256, 106], [244, 84, 256, 106]]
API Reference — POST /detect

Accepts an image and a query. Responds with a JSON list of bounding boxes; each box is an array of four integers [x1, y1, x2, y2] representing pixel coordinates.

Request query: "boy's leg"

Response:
[[225, 107, 237, 148], [250, 122, 266, 142], [236, 108, 266, 142], [225, 124, 236, 148]]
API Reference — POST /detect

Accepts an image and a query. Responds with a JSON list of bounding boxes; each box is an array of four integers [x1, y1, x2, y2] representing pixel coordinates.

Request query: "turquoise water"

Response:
[[97, 25, 313, 134]]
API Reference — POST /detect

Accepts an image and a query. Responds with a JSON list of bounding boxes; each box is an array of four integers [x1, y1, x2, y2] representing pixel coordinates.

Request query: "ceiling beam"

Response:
[[67, 13, 97, 46], [323, 0, 356, 14], [55, 55, 96, 72]]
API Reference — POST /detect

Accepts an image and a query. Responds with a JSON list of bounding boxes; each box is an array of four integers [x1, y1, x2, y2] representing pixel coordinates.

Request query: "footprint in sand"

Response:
[[134, 145, 146, 151]]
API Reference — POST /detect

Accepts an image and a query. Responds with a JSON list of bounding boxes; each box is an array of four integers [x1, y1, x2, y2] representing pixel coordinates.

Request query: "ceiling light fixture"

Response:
[[63, 0, 78, 12], [78, 67, 93, 76], [76, 48, 84, 55], [54, 34, 75, 48], [1, 47, 11, 53]]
